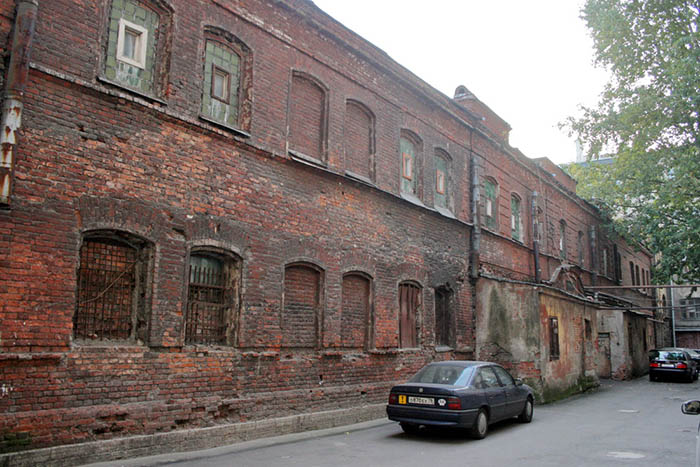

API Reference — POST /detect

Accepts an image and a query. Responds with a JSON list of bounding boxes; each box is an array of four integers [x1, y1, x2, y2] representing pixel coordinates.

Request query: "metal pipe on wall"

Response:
[[0, 0, 38, 207]]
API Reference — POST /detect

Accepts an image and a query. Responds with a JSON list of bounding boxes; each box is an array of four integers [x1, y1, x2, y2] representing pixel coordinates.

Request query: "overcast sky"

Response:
[[312, 0, 610, 165]]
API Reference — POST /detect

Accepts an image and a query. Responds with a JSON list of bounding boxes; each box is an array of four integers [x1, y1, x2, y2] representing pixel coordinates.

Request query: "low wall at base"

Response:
[[0, 403, 386, 467]]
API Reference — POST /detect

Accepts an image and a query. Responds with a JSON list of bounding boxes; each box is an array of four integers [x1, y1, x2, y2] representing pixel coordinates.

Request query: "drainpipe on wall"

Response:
[[531, 191, 541, 283], [469, 153, 481, 280], [0, 0, 38, 208], [589, 225, 598, 287]]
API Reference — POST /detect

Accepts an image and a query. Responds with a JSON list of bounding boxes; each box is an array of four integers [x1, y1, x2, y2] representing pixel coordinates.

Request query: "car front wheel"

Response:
[[518, 397, 533, 423], [470, 409, 489, 439]]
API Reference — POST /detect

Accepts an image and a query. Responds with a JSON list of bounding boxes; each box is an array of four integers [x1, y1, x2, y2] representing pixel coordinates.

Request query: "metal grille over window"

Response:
[[74, 239, 136, 340], [186, 255, 229, 345]]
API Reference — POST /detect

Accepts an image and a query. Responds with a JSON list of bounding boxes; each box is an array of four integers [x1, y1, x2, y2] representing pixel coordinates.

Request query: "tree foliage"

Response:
[[565, 0, 700, 285]]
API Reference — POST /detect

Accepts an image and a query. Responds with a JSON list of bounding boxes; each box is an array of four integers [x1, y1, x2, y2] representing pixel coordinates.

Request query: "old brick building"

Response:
[[0, 0, 655, 463]]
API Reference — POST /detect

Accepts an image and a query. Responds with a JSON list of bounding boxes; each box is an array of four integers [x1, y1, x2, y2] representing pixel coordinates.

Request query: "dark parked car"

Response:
[[386, 361, 534, 439], [684, 349, 700, 375], [649, 348, 698, 382]]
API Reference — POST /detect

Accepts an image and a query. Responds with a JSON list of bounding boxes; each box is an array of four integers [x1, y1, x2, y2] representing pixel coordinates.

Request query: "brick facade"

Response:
[[0, 0, 654, 459]]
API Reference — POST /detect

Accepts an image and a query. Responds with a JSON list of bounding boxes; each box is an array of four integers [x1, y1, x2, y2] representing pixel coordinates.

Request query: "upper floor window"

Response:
[[511, 194, 522, 242], [602, 248, 609, 277], [344, 100, 375, 182], [578, 231, 585, 266], [434, 149, 451, 212], [289, 72, 328, 162], [201, 41, 240, 127], [185, 249, 241, 346], [559, 220, 567, 260], [400, 132, 422, 199], [629, 261, 636, 285], [483, 178, 498, 230], [74, 231, 153, 342], [103, 0, 171, 96]]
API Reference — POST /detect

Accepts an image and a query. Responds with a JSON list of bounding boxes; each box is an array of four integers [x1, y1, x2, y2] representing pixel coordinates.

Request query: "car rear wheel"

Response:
[[470, 409, 488, 439], [399, 422, 420, 434], [518, 397, 533, 423]]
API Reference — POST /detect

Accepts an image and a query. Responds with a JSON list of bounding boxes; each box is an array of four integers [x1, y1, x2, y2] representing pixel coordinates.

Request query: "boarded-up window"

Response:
[[74, 233, 151, 341], [483, 178, 498, 230], [341, 273, 371, 348], [289, 73, 326, 160], [399, 282, 421, 348], [549, 317, 560, 360], [435, 287, 453, 347], [282, 264, 322, 347], [185, 251, 241, 346], [344, 101, 374, 180]]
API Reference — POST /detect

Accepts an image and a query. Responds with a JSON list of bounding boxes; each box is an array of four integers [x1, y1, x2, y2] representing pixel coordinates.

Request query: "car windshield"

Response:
[[650, 350, 685, 361], [409, 364, 468, 385]]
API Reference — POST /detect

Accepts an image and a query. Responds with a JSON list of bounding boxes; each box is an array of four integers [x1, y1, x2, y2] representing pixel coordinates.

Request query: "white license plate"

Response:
[[408, 396, 434, 405], [661, 364, 674, 368]]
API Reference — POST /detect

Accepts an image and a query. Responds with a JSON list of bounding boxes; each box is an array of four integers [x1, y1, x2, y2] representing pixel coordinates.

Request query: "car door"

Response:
[[493, 365, 523, 418], [477, 366, 507, 422]]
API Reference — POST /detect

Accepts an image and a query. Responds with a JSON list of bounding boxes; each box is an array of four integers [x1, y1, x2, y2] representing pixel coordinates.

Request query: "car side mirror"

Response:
[[682, 400, 700, 415], [514, 378, 524, 386]]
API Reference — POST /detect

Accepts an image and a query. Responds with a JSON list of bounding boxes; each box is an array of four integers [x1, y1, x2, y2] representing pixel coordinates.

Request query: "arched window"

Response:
[[289, 72, 328, 161], [483, 177, 498, 230], [511, 193, 522, 242], [398, 281, 421, 348], [199, 28, 252, 131], [185, 248, 242, 346], [341, 272, 372, 349], [344, 100, 375, 181], [74, 231, 153, 342], [559, 220, 567, 260], [103, 0, 172, 96], [434, 149, 451, 212], [400, 131, 422, 199], [282, 263, 323, 348]]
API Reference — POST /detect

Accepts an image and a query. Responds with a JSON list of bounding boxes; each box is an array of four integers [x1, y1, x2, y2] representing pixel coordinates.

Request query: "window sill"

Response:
[[400, 192, 425, 208], [289, 150, 327, 168], [345, 170, 374, 186], [198, 114, 251, 138], [97, 75, 167, 105], [435, 206, 455, 219], [435, 345, 453, 353]]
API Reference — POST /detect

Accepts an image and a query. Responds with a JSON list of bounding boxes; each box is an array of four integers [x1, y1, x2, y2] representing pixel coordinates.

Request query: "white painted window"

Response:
[[117, 18, 148, 69]]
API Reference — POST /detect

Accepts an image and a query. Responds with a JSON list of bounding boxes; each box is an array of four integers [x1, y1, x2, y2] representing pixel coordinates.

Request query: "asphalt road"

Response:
[[90, 376, 700, 467]]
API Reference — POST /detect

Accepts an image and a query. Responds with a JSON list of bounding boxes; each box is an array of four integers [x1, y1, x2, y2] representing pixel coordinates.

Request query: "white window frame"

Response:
[[116, 18, 148, 69]]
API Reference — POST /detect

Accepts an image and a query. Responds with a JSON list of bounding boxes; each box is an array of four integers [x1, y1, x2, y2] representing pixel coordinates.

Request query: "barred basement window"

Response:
[[549, 317, 560, 360], [74, 232, 152, 342], [185, 251, 241, 346]]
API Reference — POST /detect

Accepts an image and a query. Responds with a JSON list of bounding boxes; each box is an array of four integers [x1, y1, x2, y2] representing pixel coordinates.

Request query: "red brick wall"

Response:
[[0, 0, 653, 454]]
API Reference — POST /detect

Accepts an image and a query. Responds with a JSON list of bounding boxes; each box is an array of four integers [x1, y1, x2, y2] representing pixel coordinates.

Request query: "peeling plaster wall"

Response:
[[475, 279, 599, 401]]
